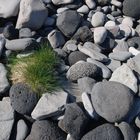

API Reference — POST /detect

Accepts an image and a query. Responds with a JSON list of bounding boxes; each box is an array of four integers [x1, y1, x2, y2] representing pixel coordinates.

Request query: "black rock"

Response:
[[3, 24, 19, 40], [81, 123, 123, 140], [26, 120, 66, 140], [97, 0, 110, 6], [58, 103, 89, 140], [56, 10, 81, 37], [68, 51, 88, 66], [9, 83, 38, 115], [123, 0, 140, 19]]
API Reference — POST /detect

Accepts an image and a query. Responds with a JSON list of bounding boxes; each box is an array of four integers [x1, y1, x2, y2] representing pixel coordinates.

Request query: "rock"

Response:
[[57, 7, 69, 14], [77, 5, 89, 14], [136, 24, 140, 36], [123, 0, 140, 19], [0, 37, 5, 57], [97, 0, 110, 5], [0, 97, 14, 140], [104, 20, 116, 29], [16, 120, 29, 140], [91, 81, 134, 122], [19, 28, 32, 38], [72, 26, 93, 42], [56, 10, 81, 37], [81, 123, 123, 140], [127, 37, 140, 50], [87, 58, 111, 79], [94, 27, 107, 44], [85, 0, 96, 9], [110, 64, 138, 93], [10, 83, 38, 115], [109, 51, 132, 61], [5, 38, 37, 51], [48, 29, 65, 48], [78, 44, 109, 62], [129, 47, 140, 56], [135, 116, 140, 129], [54, 48, 67, 58], [52, 0, 74, 5], [26, 120, 66, 140], [16, 0, 48, 30], [118, 122, 136, 140], [0, 0, 21, 18], [68, 51, 88, 66], [44, 17, 55, 26], [122, 17, 133, 27], [110, 0, 122, 8], [78, 77, 96, 94], [0, 63, 10, 96], [3, 24, 19, 40], [31, 90, 68, 120], [91, 12, 106, 27], [66, 61, 98, 81], [119, 24, 131, 38], [58, 103, 89, 140]]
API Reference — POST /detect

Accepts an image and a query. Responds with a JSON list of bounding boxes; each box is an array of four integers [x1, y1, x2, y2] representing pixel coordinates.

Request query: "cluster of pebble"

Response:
[[1, 0, 140, 140]]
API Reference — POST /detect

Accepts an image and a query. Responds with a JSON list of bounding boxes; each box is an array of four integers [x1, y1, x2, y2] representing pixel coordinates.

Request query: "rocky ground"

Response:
[[1, 0, 140, 140]]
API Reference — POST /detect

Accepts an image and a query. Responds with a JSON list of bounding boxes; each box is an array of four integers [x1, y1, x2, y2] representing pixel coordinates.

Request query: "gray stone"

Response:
[[82, 123, 123, 140], [19, 28, 32, 38], [87, 58, 111, 79], [5, 38, 38, 51], [91, 81, 134, 122], [44, 17, 55, 26], [122, 17, 133, 27], [109, 51, 132, 61], [52, 0, 74, 5], [56, 10, 81, 37], [127, 37, 140, 50], [10, 83, 38, 115], [109, 64, 138, 93], [16, 120, 29, 140], [97, 0, 110, 5], [91, 12, 106, 27], [48, 29, 65, 48], [16, 0, 48, 30], [66, 61, 98, 81], [77, 5, 89, 14], [78, 77, 96, 93], [31, 90, 68, 120], [85, 0, 96, 9], [78, 44, 109, 62], [0, 37, 5, 58]]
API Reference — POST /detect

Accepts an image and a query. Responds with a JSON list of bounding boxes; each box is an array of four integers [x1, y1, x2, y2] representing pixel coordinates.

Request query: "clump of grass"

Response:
[[7, 43, 60, 96]]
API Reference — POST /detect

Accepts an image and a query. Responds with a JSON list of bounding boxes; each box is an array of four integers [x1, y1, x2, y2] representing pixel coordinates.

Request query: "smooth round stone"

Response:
[[129, 47, 140, 56], [82, 123, 123, 140], [52, 0, 74, 5], [57, 7, 69, 14], [111, 0, 122, 8], [94, 27, 107, 44], [91, 12, 105, 27], [85, 0, 96, 9], [122, 17, 133, 27], [9, 83, 38, 115], [66, 61, 98, 81], [77, 5, 89, 14], [91, 81, 134, 122], [19, 28, 32, 38], [97, 0, 110, 5], [104, 21, 116, 29]]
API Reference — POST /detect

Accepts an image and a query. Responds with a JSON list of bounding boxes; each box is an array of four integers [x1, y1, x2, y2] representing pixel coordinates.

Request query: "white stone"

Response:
[[31, 90, 68, 119], [0, 0, 21, 18], [57, 7, 69, 14], [129, 47, 140, 56], [104, 21, 116, 29], [119, 24, 131, 38], [91, 12, 105, 27], [94, 27, 107, 44], [122, 17, 133, 27], [111, 0, 122, 8], [52, 0, 74, 5], [77, 5, 89, 14], [85, 0, 96, 9], [110, 64, 138, 93], [16, 0, 48, 30]]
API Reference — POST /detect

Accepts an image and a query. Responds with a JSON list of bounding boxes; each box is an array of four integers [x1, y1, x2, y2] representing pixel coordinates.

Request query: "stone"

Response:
[[44, 17, 55, 26], [94, 27, 107, 44], [109, 51, 132, 61], [129, 47, 140, 56], [19, 28, 32, 38], [26, 120, 66, 140], [87, 58, 111, 79], [85, 0, 96, 9], [110, 64, 138, 93], [136, 24, 140, 36], [123, 0, 140, 19], [78, 44, 109, 62], [52, 0, 74, 5], [111, 0, 122, 8], [104, 20, 116, 29], [122, 17, 133, 27], [66, 61, 98, 81], [119, 24, 131, 38], [16, 0, 48, 30], [0, 63, 10, 96], [81, 123, 123, 140], [56, 10, 81, 37], [77, 5, 89, 14], [48, 29, 65, 48], [5, 38, 38, 51], [54, 48, 67, 58], [10, 83, 38, 115], [57, 7, 69, 14], [0, 0, 21, 18], [135, 116, 140, 129], [91, 81, 134, 122], [118, 122, 136, 140], [16, 120, 29, 140], [3, 24, 19, 40], [91, 12, 106, 27], [68, 51, 88, 66], [0, 37, 5, 57], [127, 37, 140, 50], [31, 90, 68, 120], [78, 77, 96, 94], [72, 26, 93, 42], [58, 103, 89, 140], [97, 0, 110, 5]]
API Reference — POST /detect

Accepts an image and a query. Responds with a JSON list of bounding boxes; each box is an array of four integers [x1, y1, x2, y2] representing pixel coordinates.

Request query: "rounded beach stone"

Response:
[[9, 83, 38, 115], [91, 81, 134, 122]]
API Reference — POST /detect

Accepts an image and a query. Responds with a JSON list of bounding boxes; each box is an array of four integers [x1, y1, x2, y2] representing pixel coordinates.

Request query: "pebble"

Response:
[[122, 17, 133, 27], [85, 0, 96, 9], [52, 0, 74, 5], [129, 47, 140, 56], [77, 5, 89, 14]]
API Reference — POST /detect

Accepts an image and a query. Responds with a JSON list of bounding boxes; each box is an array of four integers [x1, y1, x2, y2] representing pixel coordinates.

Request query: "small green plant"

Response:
[[7, 43, 60, 96]]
